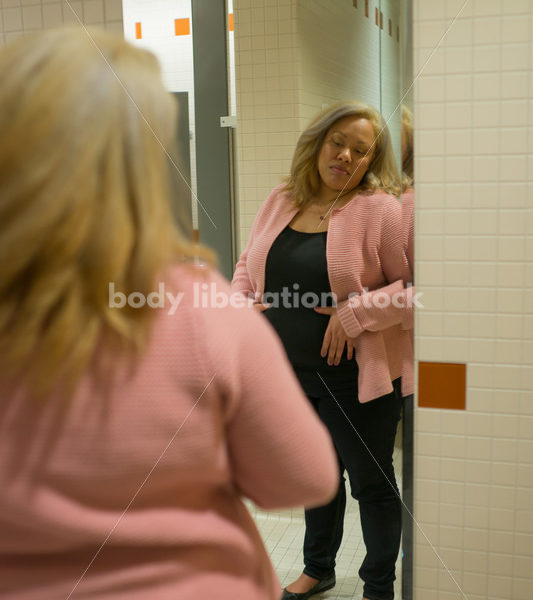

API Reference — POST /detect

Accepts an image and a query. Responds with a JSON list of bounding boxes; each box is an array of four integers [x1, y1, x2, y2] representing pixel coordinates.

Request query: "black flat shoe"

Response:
[[281, 574, 336, 599]]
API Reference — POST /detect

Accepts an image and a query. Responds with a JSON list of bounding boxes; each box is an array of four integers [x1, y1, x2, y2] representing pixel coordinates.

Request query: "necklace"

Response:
[[306, 203, 333, 221]]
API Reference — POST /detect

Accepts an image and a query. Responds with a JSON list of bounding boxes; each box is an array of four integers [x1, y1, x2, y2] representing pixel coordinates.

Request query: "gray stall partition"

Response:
[[191, 0, 235, 279], [168, 92, 193, 239]]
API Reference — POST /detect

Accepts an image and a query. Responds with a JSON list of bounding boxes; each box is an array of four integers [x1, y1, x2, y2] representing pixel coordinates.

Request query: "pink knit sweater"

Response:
[[0, 266, 338, 599], [402, 187, 415, 283], [232, 185, 414, 402]]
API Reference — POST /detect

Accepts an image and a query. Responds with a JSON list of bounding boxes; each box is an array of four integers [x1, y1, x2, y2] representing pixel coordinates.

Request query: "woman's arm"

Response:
[[336, 196, 414, 337], [336, 281, 415, 337], [402, 188, 415, 285], [231, 185, 287, 299], [231, 238, 255, 300]]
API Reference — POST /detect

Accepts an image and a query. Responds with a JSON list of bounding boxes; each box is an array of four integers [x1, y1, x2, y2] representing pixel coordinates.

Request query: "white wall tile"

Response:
[[414, 0, 533, 595], [83, 0, 104, 24], [3, 7, 23, 31], [42, 3, 63, 27], [22, 5, 43, 29]]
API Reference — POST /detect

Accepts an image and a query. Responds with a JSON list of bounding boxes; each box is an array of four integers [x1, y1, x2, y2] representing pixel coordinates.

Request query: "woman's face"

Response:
[[317, 115, 376, 198]]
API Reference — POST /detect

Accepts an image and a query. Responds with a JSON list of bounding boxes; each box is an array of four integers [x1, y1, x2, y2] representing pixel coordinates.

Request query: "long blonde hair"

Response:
[[401, 104, 414, 187], [0, 28, 212, 399], [284, 100, 401, 207]]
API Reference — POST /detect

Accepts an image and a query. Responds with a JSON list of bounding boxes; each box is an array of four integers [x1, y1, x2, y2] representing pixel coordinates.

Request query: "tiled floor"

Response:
[[246, 440, 403, 600]]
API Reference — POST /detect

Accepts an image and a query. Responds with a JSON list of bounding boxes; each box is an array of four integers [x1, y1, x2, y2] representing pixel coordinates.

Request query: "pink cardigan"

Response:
[[402, 188, 415, 283], [0, 266, 338, 599], [232, 185, 414, 402]]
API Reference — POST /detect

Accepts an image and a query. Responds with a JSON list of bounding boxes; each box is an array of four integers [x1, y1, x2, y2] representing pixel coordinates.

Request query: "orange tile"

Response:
[[380, 10, 384, 29], [365, 0, 369, 17], [174, 18, 190, 36], [135, 22, 142, 39], [229, 13, 234, 31], [375, 7, 379, 25], [418, 362, 467, 410], [193, 229, 199, 243]]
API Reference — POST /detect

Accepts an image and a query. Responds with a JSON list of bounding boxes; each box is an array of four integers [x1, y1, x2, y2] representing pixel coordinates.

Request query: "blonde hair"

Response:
[[401, 104, 414, 187], [0, 28, 212, 399], [284, 100, 401, 207]]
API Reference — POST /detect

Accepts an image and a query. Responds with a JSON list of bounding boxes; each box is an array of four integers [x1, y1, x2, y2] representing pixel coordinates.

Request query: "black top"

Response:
[[263, 225, 357, 383]]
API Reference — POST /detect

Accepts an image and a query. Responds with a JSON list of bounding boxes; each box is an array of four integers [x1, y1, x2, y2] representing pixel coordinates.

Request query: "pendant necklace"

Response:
[[313, 205, 332, 221]]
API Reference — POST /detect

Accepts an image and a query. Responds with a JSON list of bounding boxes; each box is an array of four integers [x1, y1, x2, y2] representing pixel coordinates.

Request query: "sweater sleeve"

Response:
[[337, 281, 415, 336], [231, 184, 291, 299], [230, 189, 272, 298], [402, 189, 415, 285], [204, 273, 339, 510], [231, 237, 255, 299], [336, 195, 414, 337]]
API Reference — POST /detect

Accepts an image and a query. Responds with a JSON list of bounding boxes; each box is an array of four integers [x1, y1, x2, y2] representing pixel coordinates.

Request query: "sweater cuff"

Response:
[[336, 299, 364, 338], [352, 279, 405, 328]]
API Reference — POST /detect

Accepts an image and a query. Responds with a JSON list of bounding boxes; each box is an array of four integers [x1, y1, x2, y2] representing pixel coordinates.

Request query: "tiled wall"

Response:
[[0, 0, 123, 45], [380, 0, 402, 173], [233, 0, 301, 249], [298, 0, 402, 173], [234, 0, 400, 251], [297, 0, 380, 124], [413, 1, 533, 598]]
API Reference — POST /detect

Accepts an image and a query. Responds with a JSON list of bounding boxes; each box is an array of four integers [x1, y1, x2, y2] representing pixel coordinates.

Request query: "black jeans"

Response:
[[296, 370, 402, 600]]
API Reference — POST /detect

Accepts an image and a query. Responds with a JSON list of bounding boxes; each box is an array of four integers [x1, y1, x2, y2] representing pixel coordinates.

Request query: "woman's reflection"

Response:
[[400, 102, 415, 600], [231, 101, 414, 600], [401, 104, 414, 284]]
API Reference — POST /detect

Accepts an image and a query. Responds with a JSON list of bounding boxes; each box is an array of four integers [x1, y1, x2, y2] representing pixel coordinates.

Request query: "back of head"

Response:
[[286, 100, 401, 206], [0, 28, 196, 399]]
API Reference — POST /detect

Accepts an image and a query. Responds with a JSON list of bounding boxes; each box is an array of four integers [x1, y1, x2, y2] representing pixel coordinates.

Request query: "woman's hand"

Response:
[[314, 307, 356, 365]]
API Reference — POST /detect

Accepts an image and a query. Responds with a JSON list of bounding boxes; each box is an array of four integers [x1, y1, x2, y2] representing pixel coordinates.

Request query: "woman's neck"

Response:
[[312, 188, 354, 207]]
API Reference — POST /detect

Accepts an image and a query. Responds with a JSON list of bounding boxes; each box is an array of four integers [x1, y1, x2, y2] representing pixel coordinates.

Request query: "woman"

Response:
[[401, 104, 415, 282], [0, 29, 339, 600], [232, 101, 414, 600], [399, 105, 415, 600]]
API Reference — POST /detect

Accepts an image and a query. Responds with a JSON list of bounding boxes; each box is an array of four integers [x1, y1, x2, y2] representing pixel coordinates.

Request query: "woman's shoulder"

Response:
[[401, 187, 414, 207], [159, 262, 287, 368], [162, 262, 234, 304], [344, 188, 399, 212], [249, 183, 295, 229], [162, 263, 262, 319], [364, 188, 399, 204]]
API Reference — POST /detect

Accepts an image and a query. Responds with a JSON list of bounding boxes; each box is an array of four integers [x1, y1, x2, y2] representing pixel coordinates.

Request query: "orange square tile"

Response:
[[418, 362, 466, 410], [175, 18, 190, 36], [135, 22, 142, 39], [229, 13, 234, 31]]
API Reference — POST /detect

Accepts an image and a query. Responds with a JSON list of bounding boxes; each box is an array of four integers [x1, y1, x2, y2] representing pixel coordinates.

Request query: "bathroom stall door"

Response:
[[191, 0, 235, 279], [169, 92, 193, 238]]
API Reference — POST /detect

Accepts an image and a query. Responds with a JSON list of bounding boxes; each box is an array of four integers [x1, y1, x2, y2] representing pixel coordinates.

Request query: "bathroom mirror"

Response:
[[230, 1, 414, 598], [123, 1, 414, 595]]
